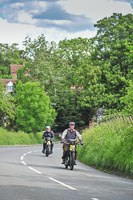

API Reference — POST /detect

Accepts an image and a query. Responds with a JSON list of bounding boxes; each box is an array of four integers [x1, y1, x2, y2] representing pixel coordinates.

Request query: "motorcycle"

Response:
[[64, 139, 78, 170], [44, 136, 52, 157]]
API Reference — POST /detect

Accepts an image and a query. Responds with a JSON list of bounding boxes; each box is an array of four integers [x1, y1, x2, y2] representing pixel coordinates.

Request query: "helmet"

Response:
[[69, 122, 75, 126], [46, 126, 51, 129]]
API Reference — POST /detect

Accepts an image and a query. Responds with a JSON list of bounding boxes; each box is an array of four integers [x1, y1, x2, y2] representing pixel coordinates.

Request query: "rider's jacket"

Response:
[[42, 131, 54, 140], [62, 128, 81, 141]]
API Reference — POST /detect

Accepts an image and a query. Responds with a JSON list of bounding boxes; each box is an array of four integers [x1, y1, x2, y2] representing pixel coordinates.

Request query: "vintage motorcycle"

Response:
[[64, 139, 78, 170], [44, 136, 52, 157]]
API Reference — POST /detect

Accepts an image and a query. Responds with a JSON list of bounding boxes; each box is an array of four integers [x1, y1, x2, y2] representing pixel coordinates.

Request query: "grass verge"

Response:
[[77, 117, 133, 178], [0, 128, 59, 145]]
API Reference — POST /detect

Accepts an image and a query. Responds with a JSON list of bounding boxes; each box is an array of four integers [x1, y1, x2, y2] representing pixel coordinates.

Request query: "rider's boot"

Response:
[[42, 147, 45, 153], [42, 149, 44, 153], [74, 160, 77, 165], [62, 159, 65, 164]]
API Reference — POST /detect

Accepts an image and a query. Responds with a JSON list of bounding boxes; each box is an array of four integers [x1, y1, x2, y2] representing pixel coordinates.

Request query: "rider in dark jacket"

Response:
[[42, 126, 54, 154]]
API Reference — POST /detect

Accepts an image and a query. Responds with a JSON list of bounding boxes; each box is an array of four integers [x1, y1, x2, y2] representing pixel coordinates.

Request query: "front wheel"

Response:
[[64, 154, 69, 169], [70, 152, 75, 170], [65, 164, 68, 169], [46, 145, 50, 157]]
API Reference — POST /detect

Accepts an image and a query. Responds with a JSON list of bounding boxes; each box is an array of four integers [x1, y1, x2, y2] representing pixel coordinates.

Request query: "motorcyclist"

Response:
[[42, 126, 54, 154], [61, 122, 83, 164]]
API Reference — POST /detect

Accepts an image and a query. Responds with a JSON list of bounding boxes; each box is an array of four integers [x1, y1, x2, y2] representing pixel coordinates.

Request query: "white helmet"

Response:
[[46, 126, 50, 129]]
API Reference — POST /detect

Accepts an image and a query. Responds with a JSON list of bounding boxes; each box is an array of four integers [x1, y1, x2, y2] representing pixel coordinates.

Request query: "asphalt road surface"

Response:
[[0, 144, 133, 200]]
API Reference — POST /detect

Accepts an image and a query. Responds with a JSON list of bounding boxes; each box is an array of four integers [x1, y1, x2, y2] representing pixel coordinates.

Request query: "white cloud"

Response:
[[52, 19, 71, 25], [58, 0, 132, 23], [38, 19, 72, 26], [17, 11, 37, 24], [10, 2, 24, 8], [37, 1, 47, 8], [0, 17, 96, 48], [31, 1, 48, 14], [0, 17, 43, 48], [41, 28, 97, 42]]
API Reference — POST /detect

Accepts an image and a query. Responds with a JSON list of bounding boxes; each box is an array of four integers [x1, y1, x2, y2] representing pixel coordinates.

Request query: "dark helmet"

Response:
[[69, 122, 75, 126]]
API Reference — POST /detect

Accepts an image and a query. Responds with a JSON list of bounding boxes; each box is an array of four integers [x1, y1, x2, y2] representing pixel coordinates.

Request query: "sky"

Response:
[[0, 0, 132, 47]]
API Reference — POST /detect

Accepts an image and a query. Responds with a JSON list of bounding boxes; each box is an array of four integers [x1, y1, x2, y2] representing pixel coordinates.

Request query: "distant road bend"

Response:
[[0, 144, 133, 200]]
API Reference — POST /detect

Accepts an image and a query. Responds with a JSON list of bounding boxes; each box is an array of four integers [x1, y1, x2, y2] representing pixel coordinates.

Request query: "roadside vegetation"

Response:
[[77, 116, 133, 178], [0, 128, 58, 145], [0, 13, 132, 132], [0, 128, 42, 145]]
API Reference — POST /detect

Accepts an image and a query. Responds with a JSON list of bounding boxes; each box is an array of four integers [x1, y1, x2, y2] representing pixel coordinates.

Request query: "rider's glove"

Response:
[[80, 140, 83, 145]]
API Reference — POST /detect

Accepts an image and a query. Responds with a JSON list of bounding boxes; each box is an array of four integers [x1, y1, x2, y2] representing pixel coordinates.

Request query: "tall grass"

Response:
[[0, 128, 58, 145], [78, 117, 133, 178]]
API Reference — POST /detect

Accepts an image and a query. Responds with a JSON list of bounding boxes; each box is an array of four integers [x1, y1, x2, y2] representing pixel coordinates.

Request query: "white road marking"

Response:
[[27, 151, 32, 154], [21, 161, 27, 166], [28, 166, 42, 174], [48, 177, 77, 191], [20, 150, 77, 191], [91, 198, 99, 200], [21, 156, 24, 160]]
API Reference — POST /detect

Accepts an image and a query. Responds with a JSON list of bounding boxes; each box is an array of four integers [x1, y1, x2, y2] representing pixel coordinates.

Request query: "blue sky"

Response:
[[0, 0, 132, 47]]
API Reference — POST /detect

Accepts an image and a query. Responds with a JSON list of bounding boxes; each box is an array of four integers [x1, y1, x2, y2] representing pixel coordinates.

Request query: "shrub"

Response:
[[0, 127, 59, 145], [78, 117, 133, 177]]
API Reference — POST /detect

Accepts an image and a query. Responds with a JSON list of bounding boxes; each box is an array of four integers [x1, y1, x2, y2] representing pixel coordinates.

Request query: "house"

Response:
[[10, 64, 22, 79], [1, 64, 23, 92]]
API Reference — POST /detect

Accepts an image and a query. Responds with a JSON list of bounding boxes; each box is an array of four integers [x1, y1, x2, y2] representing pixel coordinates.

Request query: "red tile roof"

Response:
[[2, 79, 17, 85], [1, 64, 23, 86], [10, 64, 23, 73]]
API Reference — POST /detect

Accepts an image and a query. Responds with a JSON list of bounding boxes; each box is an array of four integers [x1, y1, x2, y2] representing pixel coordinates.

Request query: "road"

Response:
[[0, 144, 133, 200]]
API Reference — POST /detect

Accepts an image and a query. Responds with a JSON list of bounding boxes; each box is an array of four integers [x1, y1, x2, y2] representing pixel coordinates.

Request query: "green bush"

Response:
[[0, 128, 58, 145], [15, 81, 57, 133], [78, 117, 133, 177]]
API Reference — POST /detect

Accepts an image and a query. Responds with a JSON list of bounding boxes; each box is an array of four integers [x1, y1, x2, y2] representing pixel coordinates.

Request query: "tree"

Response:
[[0, 43, 25, 77], [18, 35, 59, 96], [17, 14, 133, 130], [121, 81, 133, 115], [0, 81, 16, 128], [15, 81, 56, 133], [18, 36, 109, 130], [90, 13, 133, 113], [56, 38, 106, 125]]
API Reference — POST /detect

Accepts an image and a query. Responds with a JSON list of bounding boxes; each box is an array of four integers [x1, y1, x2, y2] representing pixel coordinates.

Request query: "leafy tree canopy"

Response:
[[0, 81, 16, 128], [15, 81, 56, 133]]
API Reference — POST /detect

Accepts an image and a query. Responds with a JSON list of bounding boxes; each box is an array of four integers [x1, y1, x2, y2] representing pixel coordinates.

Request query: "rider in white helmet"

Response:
[[42, 126, 54, 154]]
